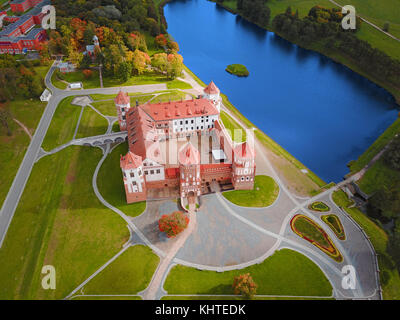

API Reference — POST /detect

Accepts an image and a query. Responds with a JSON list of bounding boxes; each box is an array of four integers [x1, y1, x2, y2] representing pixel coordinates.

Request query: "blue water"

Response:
[[164, 0, 398, 183]]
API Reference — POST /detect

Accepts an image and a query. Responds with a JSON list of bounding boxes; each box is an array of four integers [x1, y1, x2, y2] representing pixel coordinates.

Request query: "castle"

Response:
[[116, 81, 256, 205]]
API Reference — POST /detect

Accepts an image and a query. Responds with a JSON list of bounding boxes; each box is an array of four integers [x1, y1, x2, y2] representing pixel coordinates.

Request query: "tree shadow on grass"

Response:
[[205, 284, 234, 295]]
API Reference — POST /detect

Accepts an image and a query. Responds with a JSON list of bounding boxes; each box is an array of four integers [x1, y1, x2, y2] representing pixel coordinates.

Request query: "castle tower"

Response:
[[203, 81, 221, 112], [115, 90, 130, 131], [120, 152, 147, 203], [179, 142, 201, 199], [93, 35, 99, 48], [232, 142, 256, 190]]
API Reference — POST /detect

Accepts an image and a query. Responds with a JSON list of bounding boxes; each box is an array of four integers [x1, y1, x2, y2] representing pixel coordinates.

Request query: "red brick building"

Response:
[[118, 82, 256, 204], [10, 0, 43, 13]]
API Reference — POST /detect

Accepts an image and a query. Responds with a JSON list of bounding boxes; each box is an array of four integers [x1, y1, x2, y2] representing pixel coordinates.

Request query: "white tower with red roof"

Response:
[[232, 142, 256, 190], [120, 151, 147, 203], [179, 142, 202, 199], [115, 90, 131, 131], [203, 81, 221, 112]]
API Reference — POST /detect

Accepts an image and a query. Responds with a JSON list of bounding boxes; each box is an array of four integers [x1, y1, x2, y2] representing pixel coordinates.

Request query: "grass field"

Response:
[[150, 90, 188, 103], [164, 249, 332, 296], [166, 79, 193, 89], [81, 245, 159, 295], [222, 175, 279, 207], [335, 0, 400, 39], [41, 97, 81, 151], [332, 190, 400, 299], [103, 71, 170, 87], [0, 145, 129, 299], [97, 143, 146, 217], [0, 99, 46, 207], [91, 95, 155, 116], [220, 111, 247, 143], [75, 107, 108, 139], [52, 70, 100, 89]]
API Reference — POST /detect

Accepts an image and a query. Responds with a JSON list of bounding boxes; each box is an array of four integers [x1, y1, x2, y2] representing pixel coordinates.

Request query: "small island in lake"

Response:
[[226, 64, 249, 77]]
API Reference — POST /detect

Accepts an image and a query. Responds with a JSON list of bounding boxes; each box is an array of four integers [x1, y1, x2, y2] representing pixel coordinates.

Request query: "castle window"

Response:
[[191, 120, 194, 124], [132, 181, 137, 185], [185, 120, 188, 124], [121, 108, 125, 112], [156, 169, 160, 174], [145, 171, 148, 175], [130, 172, 135, 178], [150, 170, 154, 174]]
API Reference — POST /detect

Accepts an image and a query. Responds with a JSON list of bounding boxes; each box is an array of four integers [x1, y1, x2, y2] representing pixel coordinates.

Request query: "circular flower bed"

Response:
[[159, 211, 189, 238], [321, 214, 346, 240], [308, 201, 330, 212], [291, 214, 343, 263]]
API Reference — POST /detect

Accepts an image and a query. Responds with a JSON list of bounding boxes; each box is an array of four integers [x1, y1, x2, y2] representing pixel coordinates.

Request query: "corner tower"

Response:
[[115, 90, 130, 131], [120, 151, 146, 203], [232, 142, 256, 190], [203, 81, 221, 112]]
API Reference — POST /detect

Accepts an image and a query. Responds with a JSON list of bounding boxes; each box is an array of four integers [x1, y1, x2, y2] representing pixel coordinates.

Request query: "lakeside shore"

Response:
[[207, 0, 400, 105]]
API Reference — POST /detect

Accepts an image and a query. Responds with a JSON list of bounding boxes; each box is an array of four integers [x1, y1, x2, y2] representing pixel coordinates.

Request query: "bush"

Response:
[[82, 69, 93, 79], [158, 211, 189, 238], [232, 273, 257, 299]]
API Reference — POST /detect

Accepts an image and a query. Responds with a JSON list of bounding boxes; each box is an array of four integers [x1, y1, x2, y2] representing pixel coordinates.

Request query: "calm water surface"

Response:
[[164, 0, 398, 182]]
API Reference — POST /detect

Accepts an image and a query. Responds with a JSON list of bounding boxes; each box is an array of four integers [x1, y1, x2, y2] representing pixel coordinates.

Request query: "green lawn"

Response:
[[81, 245, 159, 295], [332, 190, 400, 299], [97, 143, 146, 217], [349, 118, 400, 174], [91, 94, 155, 116], [164, 249, 332, 297], [222, 175, 279, 207], [75, 107, 108, 139], [103, 71, 170, 87], [166, 79, 193, 89], [220, 111, 247, 143], [0, 145, 129, 299], [335, 0, 400, 39], [42, 97, 81, 151], [0, 99, 46, 206], [162, 295, 333, 300], [150, 90, 188, 103], [52, 70, 100, 89]]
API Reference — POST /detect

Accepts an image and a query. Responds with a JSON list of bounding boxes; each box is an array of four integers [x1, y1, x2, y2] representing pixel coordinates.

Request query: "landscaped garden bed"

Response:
[[308, 201, 330, 212], [291, 214, 343, 263], [321, 214, 346, 240]]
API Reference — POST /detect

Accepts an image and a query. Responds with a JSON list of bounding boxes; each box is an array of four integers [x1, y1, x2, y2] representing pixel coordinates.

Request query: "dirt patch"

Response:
[[66, 173, 76, 184]]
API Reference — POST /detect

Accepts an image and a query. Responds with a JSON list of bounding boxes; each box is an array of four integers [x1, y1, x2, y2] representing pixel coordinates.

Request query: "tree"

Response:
[[131, 49, 150, 75], [384, 135, 400, 170], [155, 34, 168, 48], [117, 62, 131, 82], [0, 103, 12, 136], [166, 53, 183, 79], [158, 211, 189, 238], [82, 69, 93, 79], [233, 273, 257, 299], [383, 22, 390, 32], [151, 53, 168, 73], [168, 41, 179, 52]]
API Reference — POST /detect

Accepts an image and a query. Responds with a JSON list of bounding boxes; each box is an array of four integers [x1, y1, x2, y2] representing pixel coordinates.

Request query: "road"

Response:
[[0, 61, 167, 248]]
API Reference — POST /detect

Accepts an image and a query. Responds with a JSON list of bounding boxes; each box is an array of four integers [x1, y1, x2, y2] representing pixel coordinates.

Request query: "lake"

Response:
[[164, 0, 398, 183]]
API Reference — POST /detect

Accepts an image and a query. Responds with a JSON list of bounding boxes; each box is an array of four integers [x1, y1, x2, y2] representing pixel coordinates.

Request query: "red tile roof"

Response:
[[120, 151, 143, 170], [179, 143, 200, 165], [204, 81, 219, 94], [141, 98, 218, 121], [115, 90, 130, 105], [234, 142, 254, 159]]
